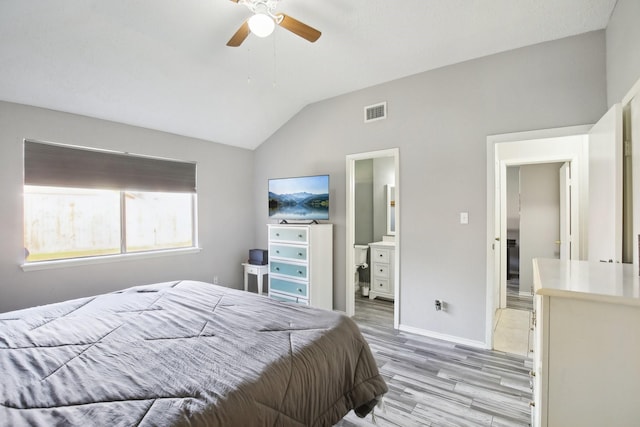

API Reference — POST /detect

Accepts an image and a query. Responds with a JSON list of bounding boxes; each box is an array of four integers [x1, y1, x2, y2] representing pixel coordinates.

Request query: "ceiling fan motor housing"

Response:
[[227, 0, 321, 47]]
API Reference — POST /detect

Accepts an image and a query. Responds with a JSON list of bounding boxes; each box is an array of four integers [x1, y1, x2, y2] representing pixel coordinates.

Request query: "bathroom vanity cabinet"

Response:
[[368, 241, 395, 301]]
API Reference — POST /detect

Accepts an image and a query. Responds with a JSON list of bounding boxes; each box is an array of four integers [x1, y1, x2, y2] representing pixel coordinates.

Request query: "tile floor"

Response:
[[493, 309, 532, 357]]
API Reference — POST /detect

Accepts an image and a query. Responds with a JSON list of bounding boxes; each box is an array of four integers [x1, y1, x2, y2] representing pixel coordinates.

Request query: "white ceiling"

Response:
[[0, 0, 617, 150]]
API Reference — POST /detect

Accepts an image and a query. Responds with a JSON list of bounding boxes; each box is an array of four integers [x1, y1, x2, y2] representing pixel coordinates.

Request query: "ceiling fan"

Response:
[[226, 0, 321, 47]]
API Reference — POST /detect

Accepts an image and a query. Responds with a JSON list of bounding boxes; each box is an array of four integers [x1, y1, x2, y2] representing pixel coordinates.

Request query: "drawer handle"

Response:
[[379, 254, 383, 257], [529, 401, 535, 408], [529, 370, 535, 377], [276, 250, 280, 254], [275, 267, 280, 271], [298, 234, 303, 238], [297, 270, 303, 275], [297, 288, 302, 293], [379, 269, 383, 272], [298, 252, 303, 257], [276, 233, 280, 236]]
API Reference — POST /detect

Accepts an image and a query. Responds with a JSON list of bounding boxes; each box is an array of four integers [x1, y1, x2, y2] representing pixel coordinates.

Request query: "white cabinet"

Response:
[[368, 241, 395, 301], [532, 258, 640, 427], [268, 224, 333, 310]]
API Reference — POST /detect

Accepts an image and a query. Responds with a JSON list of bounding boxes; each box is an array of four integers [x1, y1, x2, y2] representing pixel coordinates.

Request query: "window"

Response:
[[23, 141, 197, 263]]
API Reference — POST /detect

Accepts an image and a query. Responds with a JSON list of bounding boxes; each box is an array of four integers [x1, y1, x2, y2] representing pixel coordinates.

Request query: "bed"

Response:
[[0, 280, 387, 426]]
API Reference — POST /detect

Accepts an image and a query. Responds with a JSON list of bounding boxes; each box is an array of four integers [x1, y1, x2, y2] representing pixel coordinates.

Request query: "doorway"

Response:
[[485, 127, 589, 349], [495, 163, 566, 355], [345, 149, 400, 328], [507, 163, 566, 308]]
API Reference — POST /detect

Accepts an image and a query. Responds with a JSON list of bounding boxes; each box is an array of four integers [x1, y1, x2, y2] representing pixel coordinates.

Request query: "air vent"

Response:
[[364, 102, 387, 123]]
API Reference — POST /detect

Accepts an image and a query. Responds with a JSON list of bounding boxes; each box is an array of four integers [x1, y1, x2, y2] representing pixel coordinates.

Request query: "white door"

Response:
[[559, 162, 571, 260], [632, 96, 640, 268], [588, 104, 623, 263]]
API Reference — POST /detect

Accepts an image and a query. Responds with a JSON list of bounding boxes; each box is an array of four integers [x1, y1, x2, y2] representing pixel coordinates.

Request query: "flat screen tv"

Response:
[[268, 175, 329, 221]]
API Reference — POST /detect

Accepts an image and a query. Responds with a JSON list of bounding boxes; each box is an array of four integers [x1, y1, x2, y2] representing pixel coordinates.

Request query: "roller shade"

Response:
[[24, 140, 196, 193]]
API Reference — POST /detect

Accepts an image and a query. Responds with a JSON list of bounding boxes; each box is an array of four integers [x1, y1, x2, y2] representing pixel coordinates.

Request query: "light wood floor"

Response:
[[336, 296, 533, 427]]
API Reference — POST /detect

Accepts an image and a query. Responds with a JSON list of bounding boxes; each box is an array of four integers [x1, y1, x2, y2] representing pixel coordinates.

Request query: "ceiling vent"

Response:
[[364, 102, 387, 123]]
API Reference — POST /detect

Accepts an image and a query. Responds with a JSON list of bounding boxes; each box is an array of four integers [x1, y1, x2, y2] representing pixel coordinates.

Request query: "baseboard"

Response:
[[398, 324, 488, 349]]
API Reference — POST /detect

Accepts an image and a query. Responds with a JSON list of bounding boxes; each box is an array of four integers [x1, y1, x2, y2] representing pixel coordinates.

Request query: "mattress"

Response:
[[0, 280, 387, 426]]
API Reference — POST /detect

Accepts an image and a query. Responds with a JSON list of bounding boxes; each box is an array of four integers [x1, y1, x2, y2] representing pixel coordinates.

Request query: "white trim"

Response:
[[345, 148, 400, 328], [21, 247, 202, 272], [487, 125, 592, 144], [398, 324, 487, 349]]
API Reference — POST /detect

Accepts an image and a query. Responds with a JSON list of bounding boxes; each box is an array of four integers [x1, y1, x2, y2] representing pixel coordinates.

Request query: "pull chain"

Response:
[[247, 47, 251, 85], [272, 30, 277, 88]]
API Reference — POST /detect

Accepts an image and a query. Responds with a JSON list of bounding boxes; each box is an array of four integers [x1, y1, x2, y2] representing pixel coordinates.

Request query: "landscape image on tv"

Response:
[[269, 175, 329, 220]]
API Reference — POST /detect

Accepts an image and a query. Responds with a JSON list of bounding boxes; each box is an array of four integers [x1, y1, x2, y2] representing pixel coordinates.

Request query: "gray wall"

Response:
[[254, 31, 607, 343], [0, 101, 254, 313], [354, 159, 373, 245], [606, 0, 640, 105], [506, 166, 520, 237]]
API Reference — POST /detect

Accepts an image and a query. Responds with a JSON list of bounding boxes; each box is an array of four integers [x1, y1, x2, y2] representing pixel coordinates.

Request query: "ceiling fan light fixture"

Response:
[[248, 13, 275, 37]]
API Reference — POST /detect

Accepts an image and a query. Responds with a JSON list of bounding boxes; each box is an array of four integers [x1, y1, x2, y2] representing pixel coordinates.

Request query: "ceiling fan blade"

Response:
[[227, 20, 250, 47], [277, 14, 321, 43]]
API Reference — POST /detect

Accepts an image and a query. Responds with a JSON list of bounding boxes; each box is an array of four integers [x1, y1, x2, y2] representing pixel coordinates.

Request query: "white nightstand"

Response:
[[242, 263, 269, 295]]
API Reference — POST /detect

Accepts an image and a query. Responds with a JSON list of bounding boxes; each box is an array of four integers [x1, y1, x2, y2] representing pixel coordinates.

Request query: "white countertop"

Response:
[[368, 241, 395, 247], [533, 258, 640, 306]]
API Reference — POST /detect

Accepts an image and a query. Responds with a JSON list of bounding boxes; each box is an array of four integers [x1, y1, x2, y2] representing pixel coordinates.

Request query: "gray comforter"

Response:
[[0, 280, 387, 426]]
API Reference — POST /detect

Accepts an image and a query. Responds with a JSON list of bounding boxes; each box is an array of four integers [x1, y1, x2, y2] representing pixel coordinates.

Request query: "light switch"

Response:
[[460, 212, 469, 224]]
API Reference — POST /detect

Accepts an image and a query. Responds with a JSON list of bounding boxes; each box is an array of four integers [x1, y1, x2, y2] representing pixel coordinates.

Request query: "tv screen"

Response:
[[269, 175, 329, 221]]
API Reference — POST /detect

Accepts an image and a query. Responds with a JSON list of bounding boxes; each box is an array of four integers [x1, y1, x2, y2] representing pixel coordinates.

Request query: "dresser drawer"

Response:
[[372, 278, 391, 293], [270, 277, 308, 298], [371, 247, 390, 263], [270, 244, 308, 262], [245, 264, 265, 275], [270, 261, 308, 280], [270, 291, 309, 305], [269, 227, 308, 243], [372, 263, 390, 279]]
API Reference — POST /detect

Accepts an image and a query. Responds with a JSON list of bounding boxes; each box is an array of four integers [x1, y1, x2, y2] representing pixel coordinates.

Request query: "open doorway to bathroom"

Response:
[[345, 149, 399, 329]]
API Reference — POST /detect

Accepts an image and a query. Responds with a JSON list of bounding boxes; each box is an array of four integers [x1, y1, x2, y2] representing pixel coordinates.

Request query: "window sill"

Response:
[[21, 247, 202, 272]]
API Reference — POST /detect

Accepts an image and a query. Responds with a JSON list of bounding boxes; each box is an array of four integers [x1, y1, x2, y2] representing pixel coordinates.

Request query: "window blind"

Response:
[[24, 140, 196, 193]]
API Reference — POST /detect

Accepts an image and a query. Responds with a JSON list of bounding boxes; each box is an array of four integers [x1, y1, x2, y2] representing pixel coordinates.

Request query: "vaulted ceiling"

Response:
[[0, 0, 617, 149]]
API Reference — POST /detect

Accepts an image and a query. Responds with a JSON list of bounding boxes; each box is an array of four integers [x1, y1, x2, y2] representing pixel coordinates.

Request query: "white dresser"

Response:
[[368, 241, 395, 301], [531, 258, 640, 427], [267, 224, 333, 310]]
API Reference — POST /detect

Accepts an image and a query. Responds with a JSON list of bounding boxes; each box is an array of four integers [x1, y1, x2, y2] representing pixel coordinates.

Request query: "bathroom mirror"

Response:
[[386, 185, 396, 235]]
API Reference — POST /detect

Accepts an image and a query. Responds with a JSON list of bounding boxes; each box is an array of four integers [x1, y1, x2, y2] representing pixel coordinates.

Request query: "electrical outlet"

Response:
[[213, 276, 219, 285], [435, 299, 442, 311]]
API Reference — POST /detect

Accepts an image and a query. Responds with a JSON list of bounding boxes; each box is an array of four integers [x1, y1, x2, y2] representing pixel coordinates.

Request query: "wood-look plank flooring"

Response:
[[335, 295, 533, 427], [506, 277, 533, 312]]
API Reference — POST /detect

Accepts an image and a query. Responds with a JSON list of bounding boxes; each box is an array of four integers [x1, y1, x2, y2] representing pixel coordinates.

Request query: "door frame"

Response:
[[485, 126, 589, 347], [345, 148, 400, 329]]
